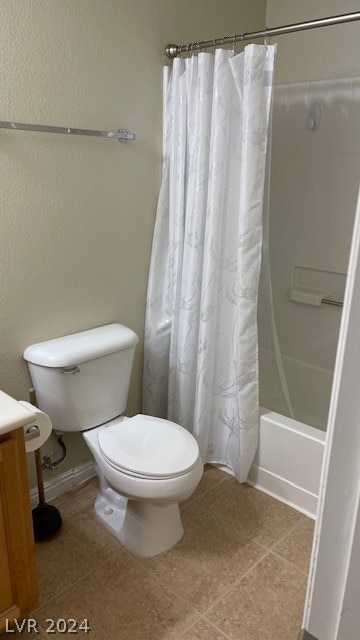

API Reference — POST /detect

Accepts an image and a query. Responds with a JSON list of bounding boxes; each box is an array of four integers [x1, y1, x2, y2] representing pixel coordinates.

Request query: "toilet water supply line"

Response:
[[42, 433, 67, 471], [28, 387, 67, 471]]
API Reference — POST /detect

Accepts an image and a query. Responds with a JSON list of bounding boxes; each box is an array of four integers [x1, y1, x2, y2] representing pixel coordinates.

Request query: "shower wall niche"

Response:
[[258, 75, 360, 428]]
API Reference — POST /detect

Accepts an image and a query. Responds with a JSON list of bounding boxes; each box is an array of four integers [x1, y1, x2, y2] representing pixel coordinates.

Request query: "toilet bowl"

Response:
[[84, 414, 203, 557], [23, 323, 203, 558]]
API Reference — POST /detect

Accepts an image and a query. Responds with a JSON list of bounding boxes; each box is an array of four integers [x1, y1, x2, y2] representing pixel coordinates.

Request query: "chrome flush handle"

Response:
[[60, 366, 80, 374]]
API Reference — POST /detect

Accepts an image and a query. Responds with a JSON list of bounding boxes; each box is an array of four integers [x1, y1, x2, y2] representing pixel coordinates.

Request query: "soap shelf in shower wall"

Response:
[[288, 266, 346, 308]]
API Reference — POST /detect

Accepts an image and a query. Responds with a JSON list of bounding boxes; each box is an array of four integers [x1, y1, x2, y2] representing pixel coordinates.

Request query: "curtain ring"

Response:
[[221, 35, 232, 52], [243, 32, 252, 49], [231, 35, 236, 52], [194, 41, 202, 57], [264, 28, 271, 47], [221, 35, 229, 50]]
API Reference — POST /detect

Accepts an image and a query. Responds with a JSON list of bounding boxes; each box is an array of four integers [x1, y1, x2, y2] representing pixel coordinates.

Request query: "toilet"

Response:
[[24, 323, 203, 557]]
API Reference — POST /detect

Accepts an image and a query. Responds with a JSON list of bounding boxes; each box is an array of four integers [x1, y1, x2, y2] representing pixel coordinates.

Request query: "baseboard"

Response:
[[247, 464, 318, 519], [216, 461, 318, 518], [30, 460, 97, 508], [29, 458, 317, 517]]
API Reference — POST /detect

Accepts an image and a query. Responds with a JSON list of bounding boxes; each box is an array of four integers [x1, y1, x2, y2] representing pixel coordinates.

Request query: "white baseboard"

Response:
[[216, 462, 317, 518], [247, 464, 318, 519], [30, 460, 97, 508], [29, 459, 317, 518]]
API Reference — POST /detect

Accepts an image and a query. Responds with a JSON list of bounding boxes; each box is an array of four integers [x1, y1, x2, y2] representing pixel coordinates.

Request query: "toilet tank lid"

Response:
[[23, 323, 139, 368]]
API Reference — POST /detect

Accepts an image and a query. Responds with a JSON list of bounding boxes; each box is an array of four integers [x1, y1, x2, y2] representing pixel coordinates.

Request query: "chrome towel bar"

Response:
[[0, 120, 135, 143], [322, 298, 343, 308]]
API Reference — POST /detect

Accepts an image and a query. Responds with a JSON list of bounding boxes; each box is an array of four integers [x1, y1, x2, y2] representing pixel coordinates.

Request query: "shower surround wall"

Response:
[[259, 76, 360, 371], [249, 0, 360, 514]]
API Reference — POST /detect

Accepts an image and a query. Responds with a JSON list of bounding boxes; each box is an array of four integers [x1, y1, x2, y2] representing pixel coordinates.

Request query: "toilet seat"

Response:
[[97, 414, 200, 480]]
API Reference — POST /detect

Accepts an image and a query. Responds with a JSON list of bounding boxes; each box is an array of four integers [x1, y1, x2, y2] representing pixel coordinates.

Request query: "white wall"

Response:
[[0, 0, 266, 489], [266, 0, 360, 83]]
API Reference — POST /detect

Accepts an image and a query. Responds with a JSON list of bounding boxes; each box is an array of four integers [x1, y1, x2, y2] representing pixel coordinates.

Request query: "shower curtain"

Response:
[[143, 45, 276, 481]]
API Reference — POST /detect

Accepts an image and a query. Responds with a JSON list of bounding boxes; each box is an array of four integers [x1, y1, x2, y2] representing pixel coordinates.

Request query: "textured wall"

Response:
[[0, 0, 266, 488], [266, 0, 360, 82]]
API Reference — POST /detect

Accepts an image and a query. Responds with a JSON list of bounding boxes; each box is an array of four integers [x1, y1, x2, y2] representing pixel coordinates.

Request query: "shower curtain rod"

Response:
[[165, 11, 360, 58], [0, 120, 135, 142]]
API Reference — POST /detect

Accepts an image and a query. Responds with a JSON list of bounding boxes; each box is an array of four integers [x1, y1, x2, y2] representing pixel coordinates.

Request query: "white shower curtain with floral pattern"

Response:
[[143, 45, 276, 481]]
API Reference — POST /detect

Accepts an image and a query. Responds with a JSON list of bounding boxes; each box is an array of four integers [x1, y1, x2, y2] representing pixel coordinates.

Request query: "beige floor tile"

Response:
[[183, 464, 227, 506], [272, 516, 315, 573], [31, 466, 308, 640], [140, 505, 265, 613], [53, 476, 99, 517], [200, 477, 301, 548], [36, 507, 121, 604], [35, 554, 199, 640], [180, 619, 229, 639], [206, 554, 307, 640]]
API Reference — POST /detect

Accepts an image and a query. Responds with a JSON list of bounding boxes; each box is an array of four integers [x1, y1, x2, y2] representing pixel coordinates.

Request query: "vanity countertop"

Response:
[[0, 390, 36, 436]]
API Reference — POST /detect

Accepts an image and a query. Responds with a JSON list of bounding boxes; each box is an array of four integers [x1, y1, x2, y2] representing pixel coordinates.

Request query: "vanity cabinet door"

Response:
[[0, 429, 39, 632]]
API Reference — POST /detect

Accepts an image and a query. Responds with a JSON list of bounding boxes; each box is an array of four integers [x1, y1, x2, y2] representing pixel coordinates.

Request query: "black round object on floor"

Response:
[[32, 503, 62, 540]]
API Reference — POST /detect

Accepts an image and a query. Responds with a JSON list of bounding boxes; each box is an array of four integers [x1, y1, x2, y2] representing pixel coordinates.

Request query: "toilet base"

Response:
[[93, 473, 184, 558]]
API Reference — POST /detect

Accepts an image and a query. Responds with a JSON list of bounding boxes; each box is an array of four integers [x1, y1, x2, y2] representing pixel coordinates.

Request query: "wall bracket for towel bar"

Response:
[[0, 120, 135, 143]]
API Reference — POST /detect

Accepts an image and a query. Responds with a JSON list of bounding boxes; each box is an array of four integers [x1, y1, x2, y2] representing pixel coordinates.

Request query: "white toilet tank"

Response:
[[23, 324, 139, 432]]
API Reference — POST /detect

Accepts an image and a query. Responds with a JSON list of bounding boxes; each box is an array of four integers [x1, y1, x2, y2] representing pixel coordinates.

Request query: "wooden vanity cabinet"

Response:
[[0, 428, 39, 632]]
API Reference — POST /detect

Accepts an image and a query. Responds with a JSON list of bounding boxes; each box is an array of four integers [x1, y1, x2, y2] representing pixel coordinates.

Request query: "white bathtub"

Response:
[[259, 350, 333, 431], [247, 351, 331, 517]]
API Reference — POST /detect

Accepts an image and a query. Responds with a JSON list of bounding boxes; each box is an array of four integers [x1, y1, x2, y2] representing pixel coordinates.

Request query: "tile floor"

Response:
[[26, 466, 314, 639]]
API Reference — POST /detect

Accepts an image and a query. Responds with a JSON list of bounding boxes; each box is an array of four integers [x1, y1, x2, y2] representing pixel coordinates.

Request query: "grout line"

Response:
[[131, 523, 267, 621], [175, 615, 234, 640], [187, 500, 269, 553], [130, 553, 203, 614], [200, 616, 235, 640], [198, 500, 269, 549], [181, 474, 229, 510], [174, 618, 207, 640], [267, 518, 306, 552], [33, 556, 113, 614], [269, 549, 310, 578], [200, 518, 308, 619], [196, 498, 304, 553], [200, 548, 272, 618], [270, 516, 308, 550]]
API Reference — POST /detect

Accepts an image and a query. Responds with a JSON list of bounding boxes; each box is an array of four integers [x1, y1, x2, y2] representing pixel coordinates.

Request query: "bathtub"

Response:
[[247, 351, 331, 518]]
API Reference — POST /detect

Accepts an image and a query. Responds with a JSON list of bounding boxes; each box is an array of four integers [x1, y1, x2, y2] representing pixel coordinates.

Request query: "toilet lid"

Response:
[[97, 414, 200, 479]]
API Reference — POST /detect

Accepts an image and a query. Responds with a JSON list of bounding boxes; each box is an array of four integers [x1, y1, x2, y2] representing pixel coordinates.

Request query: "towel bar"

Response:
[[321, 298, 343, 308]]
